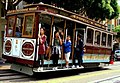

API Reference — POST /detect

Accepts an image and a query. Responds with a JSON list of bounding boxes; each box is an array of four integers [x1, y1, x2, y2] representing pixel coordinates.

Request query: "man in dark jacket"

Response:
[[72, 33, 84, 68]]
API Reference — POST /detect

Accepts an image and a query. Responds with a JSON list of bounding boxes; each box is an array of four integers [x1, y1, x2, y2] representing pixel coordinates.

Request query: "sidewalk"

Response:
[[0, 65, 11, 70], [0, 59, 11, 70]]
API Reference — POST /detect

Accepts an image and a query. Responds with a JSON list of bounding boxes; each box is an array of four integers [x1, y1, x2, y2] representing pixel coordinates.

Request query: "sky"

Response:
[[118, 0, 120, 6]]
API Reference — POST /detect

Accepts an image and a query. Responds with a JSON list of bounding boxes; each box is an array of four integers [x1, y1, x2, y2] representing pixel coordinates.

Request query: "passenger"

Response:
[[15, 27, 21, 37], [8, 28, 13, 36], [63, 35, 71, 68], [59, 29, 64, 58], [72, 33, 84, 68], [52, 31, 62, 70], [38, 27, 47, 71]]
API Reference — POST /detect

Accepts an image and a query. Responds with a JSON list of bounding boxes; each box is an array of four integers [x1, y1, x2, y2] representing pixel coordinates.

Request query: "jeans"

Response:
[[73, 51, 83, 66], [52, 54, 59, 67]]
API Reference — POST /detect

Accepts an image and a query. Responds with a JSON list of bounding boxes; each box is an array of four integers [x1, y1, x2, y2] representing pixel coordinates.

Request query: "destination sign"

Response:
[[7, 7, 37, 14], [70, 15, 105, 28]]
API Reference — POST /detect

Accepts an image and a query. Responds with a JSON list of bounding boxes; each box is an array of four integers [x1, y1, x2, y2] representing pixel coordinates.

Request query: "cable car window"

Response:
[[22, 14, 35, 37], [94, 31, 101, 45], [15, 15, 23, 37], [87, 28, 94, 44], [102, 33, 106, 46], [7, 16, 16, 37], [107, 34, 112, 47]]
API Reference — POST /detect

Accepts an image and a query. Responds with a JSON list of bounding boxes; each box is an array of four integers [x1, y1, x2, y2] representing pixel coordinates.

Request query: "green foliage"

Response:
[[114, 25, 120, 32], [34, 0, 120, 21], [6, 0, 120, 21]]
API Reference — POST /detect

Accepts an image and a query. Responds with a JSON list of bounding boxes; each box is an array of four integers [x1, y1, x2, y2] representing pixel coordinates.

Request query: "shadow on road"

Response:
[[0, 67, 110, 82], [32, 67, 111, 80]]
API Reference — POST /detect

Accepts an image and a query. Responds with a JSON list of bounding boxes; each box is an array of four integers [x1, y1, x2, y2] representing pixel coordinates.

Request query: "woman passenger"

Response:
[[38, 27, 47, 71], [52, 31, 62, 70]]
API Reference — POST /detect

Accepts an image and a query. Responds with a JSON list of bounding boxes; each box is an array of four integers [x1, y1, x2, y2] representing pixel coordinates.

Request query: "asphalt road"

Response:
[[0, 62, 120, 83]]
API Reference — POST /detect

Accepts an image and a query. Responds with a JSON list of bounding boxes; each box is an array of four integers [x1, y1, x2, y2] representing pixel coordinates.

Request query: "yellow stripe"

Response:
[[36, 69, 120, 83]]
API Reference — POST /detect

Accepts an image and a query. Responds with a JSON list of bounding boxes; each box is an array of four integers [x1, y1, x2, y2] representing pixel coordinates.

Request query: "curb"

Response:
[[0, 65, 11, 70]]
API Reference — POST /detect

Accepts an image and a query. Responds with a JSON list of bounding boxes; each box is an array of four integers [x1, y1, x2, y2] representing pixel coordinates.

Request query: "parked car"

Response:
[[114, 50, 120, 60]]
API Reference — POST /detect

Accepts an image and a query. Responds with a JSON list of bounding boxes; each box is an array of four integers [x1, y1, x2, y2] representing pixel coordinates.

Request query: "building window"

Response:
[[7, 16, 16, 37], [117, 19, 120, 25], [22, 14, 35, 37]]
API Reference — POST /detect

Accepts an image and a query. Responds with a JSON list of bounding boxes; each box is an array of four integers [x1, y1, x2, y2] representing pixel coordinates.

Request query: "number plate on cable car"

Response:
[[22, 42, 34, 56], [5, 40, 12, 53]]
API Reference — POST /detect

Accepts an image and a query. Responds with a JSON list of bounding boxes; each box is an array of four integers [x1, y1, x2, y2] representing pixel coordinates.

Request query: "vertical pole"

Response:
[[100, 32, 102, 47], [93, 30, 95, 45], [62, 20, 66, 60], [84, 29, 86, 45], [33, 13, 39, 67], [48, 16, 54, 60], [111, 34, 113, 50], [106, 34, 108, 47], [86, 27, 88, 45], [0, 1, 2, 58], [72, 23, 76, 60]]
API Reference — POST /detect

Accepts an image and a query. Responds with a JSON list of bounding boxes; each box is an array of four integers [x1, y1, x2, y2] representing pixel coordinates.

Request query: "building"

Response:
[[0, 2, 6, 59], [106, 16, 120, 50]]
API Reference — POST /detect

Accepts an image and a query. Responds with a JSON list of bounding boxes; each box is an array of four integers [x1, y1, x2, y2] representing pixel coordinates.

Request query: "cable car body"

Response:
[[2, 4, 116, 75]]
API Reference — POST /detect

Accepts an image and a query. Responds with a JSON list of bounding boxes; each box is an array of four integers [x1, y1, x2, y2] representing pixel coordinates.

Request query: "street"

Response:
[[0, 62, 120, 83]]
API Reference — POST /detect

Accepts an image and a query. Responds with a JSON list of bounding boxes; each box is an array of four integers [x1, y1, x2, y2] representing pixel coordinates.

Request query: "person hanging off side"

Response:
[[72, 33, 84, 68], [37, 27, 48, 71], [52, 31, 62, 70], [63, 35, 72, 68]]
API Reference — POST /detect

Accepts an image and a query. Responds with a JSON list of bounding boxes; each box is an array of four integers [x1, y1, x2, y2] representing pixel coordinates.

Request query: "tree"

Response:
[[113, 25, 120, 38], [28, 0, 120, 21], [1, 0, 120, 21], [114, 25, 120, 32], [1, 0, 22, 11]]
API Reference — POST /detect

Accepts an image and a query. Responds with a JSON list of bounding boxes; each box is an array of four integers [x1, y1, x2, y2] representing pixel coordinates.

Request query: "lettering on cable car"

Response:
[[70, 15, 104, 28], [7, 7, 37, 14]]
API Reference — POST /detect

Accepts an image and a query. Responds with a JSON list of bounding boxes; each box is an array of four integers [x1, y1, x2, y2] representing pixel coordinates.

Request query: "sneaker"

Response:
[[64, 65, 69, 69], [76, 65, 80, 68], [72, 65, 75, 68], [52, 67, 55, 70], [66, 65, 69, 68], [52, 67, 58, 70], [54, 67, 58, 70], [79, 66, 84, 68], [37, 67, 43, 72], [40, 67, 43, 71]]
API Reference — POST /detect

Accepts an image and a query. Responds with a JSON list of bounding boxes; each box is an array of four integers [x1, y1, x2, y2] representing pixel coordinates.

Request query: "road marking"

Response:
[[36, 69, 120, 83], [89, 75, 120, 83]]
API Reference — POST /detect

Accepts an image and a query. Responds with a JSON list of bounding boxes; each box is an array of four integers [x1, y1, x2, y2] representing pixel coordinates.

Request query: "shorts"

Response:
[[65, 52, 71, 62]]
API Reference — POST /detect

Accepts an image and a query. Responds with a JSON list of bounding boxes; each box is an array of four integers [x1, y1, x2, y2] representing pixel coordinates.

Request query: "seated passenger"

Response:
[[63, 35, 71, 68], [8, 28, 13, 36], [15, 27, 21, 37]]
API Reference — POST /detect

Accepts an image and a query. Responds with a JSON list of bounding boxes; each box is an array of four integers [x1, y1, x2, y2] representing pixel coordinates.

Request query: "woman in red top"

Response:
[[38, 27, 47, 67]]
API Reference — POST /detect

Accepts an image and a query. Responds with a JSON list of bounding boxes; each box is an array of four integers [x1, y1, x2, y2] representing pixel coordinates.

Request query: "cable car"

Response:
[[2, 3, 116, 75]]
